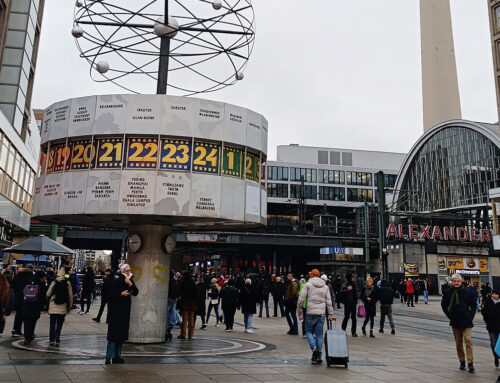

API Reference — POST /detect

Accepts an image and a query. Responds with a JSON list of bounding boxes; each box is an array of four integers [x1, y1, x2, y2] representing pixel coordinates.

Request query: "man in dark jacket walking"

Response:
[[93, 268, 112, 323], [340, 273, 358, 337], [378, 280, 395, 334], [441, 274, 476, 373], [11, 264, 34, 336], [284, 273, 299, 335]]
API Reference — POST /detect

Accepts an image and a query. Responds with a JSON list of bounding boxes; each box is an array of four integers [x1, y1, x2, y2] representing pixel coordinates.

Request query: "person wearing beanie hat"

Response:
[[46, 267, 73, 346], [297, 269, 334, 364], [481, 288, 500, 367], [360, 277, 379, 338]]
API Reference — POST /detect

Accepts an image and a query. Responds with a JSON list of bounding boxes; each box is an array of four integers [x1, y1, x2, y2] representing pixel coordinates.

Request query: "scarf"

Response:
[[448, 286, 462, 314], [364, 286, 373, 298], [492, 297, 500, 305]]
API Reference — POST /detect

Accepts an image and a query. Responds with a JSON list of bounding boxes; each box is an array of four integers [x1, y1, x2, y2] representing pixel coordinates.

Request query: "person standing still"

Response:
[[220, 279, 239, 332], [297, 269, 334, 365], [178, 272, 197, 339], [240, 278, 257, 333], [340, 274, 358, 337], [284, 273, 299, 335], [441, 274, 476, 373], [46, 267, 73, 346], [406, 278, 415, 307], [79, 267, 95, 314]]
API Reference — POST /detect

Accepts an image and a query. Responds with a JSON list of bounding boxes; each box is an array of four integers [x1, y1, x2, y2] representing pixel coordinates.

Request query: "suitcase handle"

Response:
[[327, 318, 336, 330]]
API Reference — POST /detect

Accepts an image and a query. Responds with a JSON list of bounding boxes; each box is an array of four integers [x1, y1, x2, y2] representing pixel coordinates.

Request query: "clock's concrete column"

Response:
[[127, 225, 171, 343]]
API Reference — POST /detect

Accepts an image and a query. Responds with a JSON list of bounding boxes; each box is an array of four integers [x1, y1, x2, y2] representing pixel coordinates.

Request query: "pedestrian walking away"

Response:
[[378, 280, 395, 335], [441, 273, 476, 373], [297, 269, 334, 365], [284, 273, 299, 335], [360, 277, 378, 338], [11, 264, 34, 337], [406, 278, 415, 307], [21, 271, 45, 346], [481, 288, 500, 367], [239, 278, 257, 333], [106, 264, 139, 364], [220, 279, 239, 331], [46, 267, 73, 346], [93, 267, 112, 323], [177, 271, 197, 339], [339, 274, 358, 337], [206, 278, 221, 326]]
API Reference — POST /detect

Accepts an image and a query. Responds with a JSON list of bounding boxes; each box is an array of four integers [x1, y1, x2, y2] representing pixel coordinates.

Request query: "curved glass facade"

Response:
[[397, 126, 500, 212]]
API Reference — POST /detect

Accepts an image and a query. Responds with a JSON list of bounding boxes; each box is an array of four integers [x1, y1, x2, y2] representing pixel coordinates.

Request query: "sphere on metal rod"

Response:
[[75, 0, 83, 8], [153, 16, 179, 38], [235, 72, 244, 81], [71, 25, 84, 38], [96, 60, 110, 74], [212, 0, 222, 10]]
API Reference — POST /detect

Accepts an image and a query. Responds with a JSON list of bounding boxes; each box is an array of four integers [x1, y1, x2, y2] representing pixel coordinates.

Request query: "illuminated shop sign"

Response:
[[386, 223, 491, 243]]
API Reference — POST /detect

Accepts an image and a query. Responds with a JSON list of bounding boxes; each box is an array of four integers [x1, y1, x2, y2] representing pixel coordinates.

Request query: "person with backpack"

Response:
[[297, 269, 334, 365], [21, 271, 44, 345], [46, 267, 73, 346], [11, 264, 34, 337], [79, 267, 95, 314]]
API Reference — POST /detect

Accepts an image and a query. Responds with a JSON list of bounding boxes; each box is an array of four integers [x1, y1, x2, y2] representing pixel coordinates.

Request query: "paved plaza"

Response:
[[0, 297, 499, 382]]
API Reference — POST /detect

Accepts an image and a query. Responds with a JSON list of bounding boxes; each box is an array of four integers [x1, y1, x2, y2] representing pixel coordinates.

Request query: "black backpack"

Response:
[[53, 280, 69, 304]]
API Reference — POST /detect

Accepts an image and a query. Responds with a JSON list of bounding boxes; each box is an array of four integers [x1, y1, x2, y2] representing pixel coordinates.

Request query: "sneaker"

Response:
[[49, 341, 55, 346], [225, 329, 231, 332], [247, 329, 254, 334], [459, 361, 466, 370], [78, 311, 84, 315], [315, 358, 323, 365], [92, 318, 100, 323], [468, 363, 475, 373], [243, 329, 248, 333], [311, 349, 318, 362], [200, 325, 207, 330], [84, 312, 90, 315], [352, 333, 358, 337], [391, 329, 395, 335], [215, 324, 220, 327]]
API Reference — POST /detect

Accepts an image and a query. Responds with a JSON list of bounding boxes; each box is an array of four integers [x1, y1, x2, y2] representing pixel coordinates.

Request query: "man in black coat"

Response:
[[11, 264, 34, 336], [340, 273, 358, 337], [220, 279, 239, 331], [93, 268, 112, 323], [332, 275, 343, 308], [378, 280, 395, 334], [441, 274, 476, 373]]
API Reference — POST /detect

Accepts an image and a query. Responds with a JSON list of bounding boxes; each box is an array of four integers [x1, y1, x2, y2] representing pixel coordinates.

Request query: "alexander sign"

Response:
[[386, 224, 491, 243]]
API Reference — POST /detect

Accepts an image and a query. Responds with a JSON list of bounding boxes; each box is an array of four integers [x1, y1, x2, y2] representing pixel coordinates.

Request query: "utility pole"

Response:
[[377, 171, 388, 280], [298, 175, 306, 234], [364, 202, 370, 276]]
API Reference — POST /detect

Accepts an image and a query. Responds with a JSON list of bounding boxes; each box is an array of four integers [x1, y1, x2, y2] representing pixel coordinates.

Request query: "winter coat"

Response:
[[481, 285, 492, 299], [239, 285, 257, 314], [11, 268, 33, 309], [208, 285, 220, 301], [168, 276, 179, 300], [406, 281, 414, 294], [195, 282, 207, 316], [360, 286, 379, 317], [441, 286, 476, 328], [220, 286, 239, 310], [340, 281, 357, 308], [46, 277, 73, 315], [481, 296, 500, 333], [284, 279, 299, 311], [107, 273, 139, 343], [178, 277, 197, 312], [297, 277, 333, 316], [20, 281, 44, 320], [271, 281, 285, 302], [378, 286, 394, 305], [81, 271, 95, 293], [100, 274, 113, 301]]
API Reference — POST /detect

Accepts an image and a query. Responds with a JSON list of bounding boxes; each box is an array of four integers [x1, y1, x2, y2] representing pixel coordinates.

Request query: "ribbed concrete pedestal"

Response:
[[127, 225, 171, 343]]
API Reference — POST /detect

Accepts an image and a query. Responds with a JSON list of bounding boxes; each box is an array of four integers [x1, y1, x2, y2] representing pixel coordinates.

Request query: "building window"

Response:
[[319, 186, 345, 201], [318, 169, 345, 184], [267, 183, 288, 198], [496, 6, 500, 31], [330, 151, 341, 165], [290, 184, 317, 200], [384, 174, 397, 188], [342, 152, 353, 166], [318, 150, 328, 164], [346, 171, 372, 186], [268, 166, 289, 181], [290, 167, 317, 183], [347, 188, 373, 202]]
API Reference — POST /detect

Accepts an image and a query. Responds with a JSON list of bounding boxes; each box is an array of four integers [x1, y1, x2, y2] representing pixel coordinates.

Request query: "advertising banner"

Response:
[[404, 263, 419, 277]]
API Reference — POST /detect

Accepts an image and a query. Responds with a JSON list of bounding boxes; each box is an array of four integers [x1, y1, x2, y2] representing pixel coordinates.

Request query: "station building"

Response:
[[387, 120, 500, 293]]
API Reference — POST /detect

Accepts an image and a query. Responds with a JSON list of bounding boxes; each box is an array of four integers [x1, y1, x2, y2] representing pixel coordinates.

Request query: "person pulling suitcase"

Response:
[[297, 269, 334, 365]]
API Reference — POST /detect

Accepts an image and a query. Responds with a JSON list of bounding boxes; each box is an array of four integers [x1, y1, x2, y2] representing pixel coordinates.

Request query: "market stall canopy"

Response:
[[3, 235, 74, 255]]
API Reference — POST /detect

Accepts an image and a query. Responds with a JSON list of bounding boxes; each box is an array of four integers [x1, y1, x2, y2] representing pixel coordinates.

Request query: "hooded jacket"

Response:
[[46, 268, 73, 315], [297, 277, 333, 316]]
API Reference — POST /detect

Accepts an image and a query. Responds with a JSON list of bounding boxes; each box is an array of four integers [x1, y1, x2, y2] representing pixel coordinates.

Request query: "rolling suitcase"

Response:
[[324, 319, 349, 368]]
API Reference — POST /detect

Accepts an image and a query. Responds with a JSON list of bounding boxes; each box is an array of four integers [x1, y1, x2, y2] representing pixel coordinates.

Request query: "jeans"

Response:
[[206, 302, 220, 324], [49, 314, 65, 342], [305, 314, 325, 357], [379, 305, 395, 329], [285, 305, 298, 333], [341, 305, 357, 335], [244, 313, 254, 330], [452, 327, 474, 363], [423, 291, 428, 304], [488, 330, 499, 360], [259, 295, 269, 317], [273, 298, 285, 317], [167, 298, 177, 328], [106, 341, 123, 359]]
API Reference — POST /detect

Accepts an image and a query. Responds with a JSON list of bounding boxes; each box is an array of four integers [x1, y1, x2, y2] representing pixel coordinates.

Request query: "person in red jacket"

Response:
[[406, 278, 415, 307]]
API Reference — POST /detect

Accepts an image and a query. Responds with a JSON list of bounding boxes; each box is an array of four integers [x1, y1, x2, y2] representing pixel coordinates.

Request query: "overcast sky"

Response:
[[32, 1, 497, 160]]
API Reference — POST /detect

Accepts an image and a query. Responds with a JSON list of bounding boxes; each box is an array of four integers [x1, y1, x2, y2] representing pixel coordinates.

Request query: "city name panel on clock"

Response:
[[33, 94, 268, 229]]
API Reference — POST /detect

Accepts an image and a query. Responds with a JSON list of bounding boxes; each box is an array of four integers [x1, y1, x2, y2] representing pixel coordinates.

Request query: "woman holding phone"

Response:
[[105, 264, 138, 364]]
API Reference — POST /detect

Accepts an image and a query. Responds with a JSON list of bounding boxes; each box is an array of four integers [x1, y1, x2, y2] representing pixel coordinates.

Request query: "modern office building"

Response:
[[388, 120, 500, 292], [0, 0, 43, 249]]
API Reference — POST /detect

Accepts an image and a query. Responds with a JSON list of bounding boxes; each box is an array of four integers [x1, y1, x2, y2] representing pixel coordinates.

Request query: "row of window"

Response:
[[0, 131, 36, 213], [265, 166, 395, 187], [267, 183, 374, 202]]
